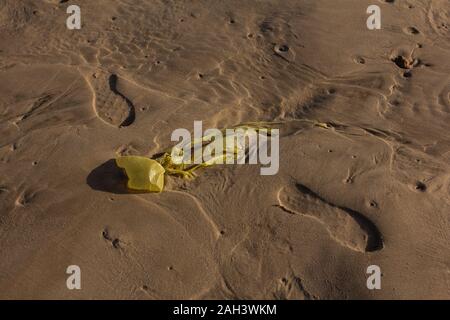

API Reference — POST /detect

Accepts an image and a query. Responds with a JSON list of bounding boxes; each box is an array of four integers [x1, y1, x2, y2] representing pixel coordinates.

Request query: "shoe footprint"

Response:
[[89, 71, 135, 127], [277, 183, 383, 253]]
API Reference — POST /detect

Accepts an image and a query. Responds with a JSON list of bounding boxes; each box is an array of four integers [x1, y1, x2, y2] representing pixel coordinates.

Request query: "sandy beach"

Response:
[[0, 0, 449, 299]]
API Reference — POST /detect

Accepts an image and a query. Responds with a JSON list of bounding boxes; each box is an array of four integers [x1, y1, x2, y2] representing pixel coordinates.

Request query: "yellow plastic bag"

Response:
[[155, 122, 278, 178], [116, 156, 165, 192], [116, 122, 279, 192]]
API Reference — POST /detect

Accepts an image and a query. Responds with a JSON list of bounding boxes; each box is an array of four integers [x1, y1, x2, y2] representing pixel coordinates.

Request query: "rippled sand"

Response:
[[0, 0, 449, 299]]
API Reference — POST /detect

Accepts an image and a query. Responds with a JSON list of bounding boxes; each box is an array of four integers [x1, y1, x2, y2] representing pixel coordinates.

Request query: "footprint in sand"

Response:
[[277, 183, 383, 253], [88, 71, 135, 127]]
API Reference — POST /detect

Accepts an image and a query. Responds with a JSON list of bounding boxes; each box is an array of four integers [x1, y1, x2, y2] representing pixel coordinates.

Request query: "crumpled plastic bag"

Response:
[[116, 122, 278, 193], [116, 156, 165, 192]]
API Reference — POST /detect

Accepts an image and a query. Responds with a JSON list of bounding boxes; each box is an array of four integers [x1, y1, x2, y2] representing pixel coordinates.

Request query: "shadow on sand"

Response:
[[86, 159, 129, 194]]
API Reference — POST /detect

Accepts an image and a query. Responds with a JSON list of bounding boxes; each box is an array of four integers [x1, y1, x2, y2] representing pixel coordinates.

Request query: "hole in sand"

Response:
[[415, 182, 427, 192], [392, 55, 412, 69], [278, 45, 289, 52]]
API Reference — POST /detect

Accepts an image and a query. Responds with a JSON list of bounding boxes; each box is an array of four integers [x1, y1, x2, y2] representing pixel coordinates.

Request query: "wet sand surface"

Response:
[[0, 0, 449, 299]]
